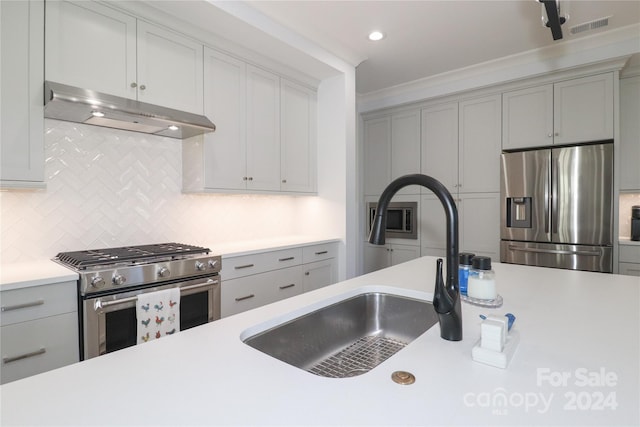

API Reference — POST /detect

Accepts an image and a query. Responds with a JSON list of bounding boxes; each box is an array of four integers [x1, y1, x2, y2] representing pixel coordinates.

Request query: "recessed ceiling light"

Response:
[[368, 31, 385, 41], [91, 110, 105, 117], [168, 125, 179, 131]]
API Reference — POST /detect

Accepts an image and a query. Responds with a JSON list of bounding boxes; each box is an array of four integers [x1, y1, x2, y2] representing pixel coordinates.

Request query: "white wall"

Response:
[[297, 69, 357, 280], [0, 120, 325, 263]]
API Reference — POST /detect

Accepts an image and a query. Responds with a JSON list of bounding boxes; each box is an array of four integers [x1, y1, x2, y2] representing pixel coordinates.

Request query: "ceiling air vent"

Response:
[[570, 16, 611, 35]]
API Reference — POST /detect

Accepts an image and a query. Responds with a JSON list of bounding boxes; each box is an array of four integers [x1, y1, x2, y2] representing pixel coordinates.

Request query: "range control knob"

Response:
[[158, 267, 170, 278], [208, 259, 218, 269], [112, 274, 126, 286], [195, 261, 206, 271], [91, 276, 105, 288]]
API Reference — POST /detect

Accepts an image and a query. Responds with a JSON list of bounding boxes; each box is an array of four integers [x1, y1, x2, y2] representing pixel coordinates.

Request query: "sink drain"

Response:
[[391, 371, 415, 385]]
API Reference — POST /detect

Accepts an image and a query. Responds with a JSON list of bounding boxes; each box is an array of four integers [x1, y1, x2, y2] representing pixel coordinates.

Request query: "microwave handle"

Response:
[[94, 278, 218, 310]]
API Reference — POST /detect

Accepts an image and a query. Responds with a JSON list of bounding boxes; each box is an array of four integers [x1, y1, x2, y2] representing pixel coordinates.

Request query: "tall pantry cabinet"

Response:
[[420, 95, 501, 259], [362, 109, 422, 273]]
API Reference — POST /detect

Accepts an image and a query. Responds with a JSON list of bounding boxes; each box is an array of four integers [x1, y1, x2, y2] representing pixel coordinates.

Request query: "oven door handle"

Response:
[[94, 278, 219, 310]]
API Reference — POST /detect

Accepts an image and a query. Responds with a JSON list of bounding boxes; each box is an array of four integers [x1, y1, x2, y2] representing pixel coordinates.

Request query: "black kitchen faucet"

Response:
[[368, 174, 462, 341]]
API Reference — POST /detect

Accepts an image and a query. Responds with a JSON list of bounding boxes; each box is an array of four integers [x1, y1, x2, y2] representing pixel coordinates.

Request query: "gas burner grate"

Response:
[[55, 243, 210, 269]]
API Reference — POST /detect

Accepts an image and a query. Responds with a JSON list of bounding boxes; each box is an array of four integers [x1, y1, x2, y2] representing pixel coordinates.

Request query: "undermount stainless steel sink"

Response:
[[243, 292, 438, 378]]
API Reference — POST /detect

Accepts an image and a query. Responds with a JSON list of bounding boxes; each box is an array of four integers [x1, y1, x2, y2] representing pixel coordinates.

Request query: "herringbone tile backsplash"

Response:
[[0, 120, 300, 263]]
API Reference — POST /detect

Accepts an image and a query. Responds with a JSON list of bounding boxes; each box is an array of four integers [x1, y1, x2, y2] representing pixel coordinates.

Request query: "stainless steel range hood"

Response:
[[43, 81, 215, 139]]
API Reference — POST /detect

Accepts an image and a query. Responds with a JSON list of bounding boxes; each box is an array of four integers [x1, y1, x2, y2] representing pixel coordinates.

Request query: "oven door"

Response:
[[82, 276, 220, 360]]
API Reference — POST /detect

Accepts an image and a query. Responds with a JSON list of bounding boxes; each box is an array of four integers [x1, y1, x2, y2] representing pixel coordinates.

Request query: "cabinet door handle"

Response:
[[1, 299, 44, 312], [305, 272, 310, 276], [139, 84, 146, 91], [130, 82, 137, 88], [314, 251, 328, 255], [278, 257, 295, 262], [235, 294, 255, 302], [279, 284, 295, 290], [234, 264, 255, 270], [3, 348, 46, 364]]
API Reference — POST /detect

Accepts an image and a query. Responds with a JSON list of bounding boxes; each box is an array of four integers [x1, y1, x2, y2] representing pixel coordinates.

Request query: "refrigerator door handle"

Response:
[[544, 158, 551, 234], [507, 245, 602, 257], [551, 153, 559, 235]]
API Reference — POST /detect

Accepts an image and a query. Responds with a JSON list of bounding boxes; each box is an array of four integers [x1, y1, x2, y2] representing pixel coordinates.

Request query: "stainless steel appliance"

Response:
[[500, 142, 613, 272], [54, 243, 221, 360], [367, 201, 417, 239], [632, 206, 640, 241], [44, 81, 216, 139]]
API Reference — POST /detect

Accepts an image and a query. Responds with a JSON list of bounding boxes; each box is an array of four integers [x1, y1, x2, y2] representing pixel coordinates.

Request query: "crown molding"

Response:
[[358, 23, 640, 114]]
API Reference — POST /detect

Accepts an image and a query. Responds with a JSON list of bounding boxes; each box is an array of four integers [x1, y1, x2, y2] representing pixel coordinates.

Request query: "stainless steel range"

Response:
[[54, 243, 221, 360]]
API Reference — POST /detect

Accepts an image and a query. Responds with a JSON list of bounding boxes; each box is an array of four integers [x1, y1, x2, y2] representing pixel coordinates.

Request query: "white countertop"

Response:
[[1, 257, 638, 426], [0, 260, 78, 291], [619, 237, 640, 246], [209, 235, 341, 257]]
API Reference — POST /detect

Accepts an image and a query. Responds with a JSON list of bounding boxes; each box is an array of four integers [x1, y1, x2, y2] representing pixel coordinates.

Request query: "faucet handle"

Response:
[[433, 258, 454, 314]]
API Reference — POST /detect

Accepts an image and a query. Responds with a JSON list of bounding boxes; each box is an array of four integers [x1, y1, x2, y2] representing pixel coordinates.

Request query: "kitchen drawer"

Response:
[[1, 312, 79, 384], [302, 242, 337, 263], [1, 281, 77, 326], [221, 248, 302, 280], [619, 262, 640, 277], [221, 265, 303, 317], [619, 245, 640, 264]]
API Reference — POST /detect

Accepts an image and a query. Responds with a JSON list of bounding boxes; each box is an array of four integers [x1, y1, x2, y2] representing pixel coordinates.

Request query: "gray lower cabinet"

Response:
[[363, 243, 420, 274], [619, 245, 640, 277], [221, 242, 338, 317], [221, 265, 304, 317], [0, 281, 79, 384]]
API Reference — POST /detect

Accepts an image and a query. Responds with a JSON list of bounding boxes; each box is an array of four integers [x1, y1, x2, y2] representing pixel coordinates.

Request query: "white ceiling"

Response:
[[246, 0, 640, 94]]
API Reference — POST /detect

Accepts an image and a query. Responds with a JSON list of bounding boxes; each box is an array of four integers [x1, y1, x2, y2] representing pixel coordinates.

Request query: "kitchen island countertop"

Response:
[[1, 256, 638, 426]]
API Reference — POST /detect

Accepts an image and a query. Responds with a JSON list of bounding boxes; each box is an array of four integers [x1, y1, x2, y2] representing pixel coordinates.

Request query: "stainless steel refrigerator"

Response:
[[500, 143, 613, 272]]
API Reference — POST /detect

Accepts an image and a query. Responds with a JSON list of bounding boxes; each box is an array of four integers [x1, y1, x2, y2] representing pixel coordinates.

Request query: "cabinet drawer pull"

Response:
[[305, 272, 310, 276], [314, 251, 328, 255], [234, 264, 255, 270], [279, 284, 295, 290], [3, 347, 46, 364], [1, 299, 45, 312], [278, 257, 295, 262], [235, 294, 255, 302]]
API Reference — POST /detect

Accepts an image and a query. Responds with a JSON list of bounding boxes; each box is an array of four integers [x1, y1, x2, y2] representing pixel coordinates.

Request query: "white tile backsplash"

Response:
[[0, 120, 304, 263]]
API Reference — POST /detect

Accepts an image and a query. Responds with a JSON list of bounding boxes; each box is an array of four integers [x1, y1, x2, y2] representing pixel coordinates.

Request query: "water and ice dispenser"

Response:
[[505, 197, 532, 229]]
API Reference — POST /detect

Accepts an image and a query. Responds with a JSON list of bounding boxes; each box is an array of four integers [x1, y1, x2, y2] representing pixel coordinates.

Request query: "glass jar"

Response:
[[458, 252, 475, 296], [467, 256, 497, 300]]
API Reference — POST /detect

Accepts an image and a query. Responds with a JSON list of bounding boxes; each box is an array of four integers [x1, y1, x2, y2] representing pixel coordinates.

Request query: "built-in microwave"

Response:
[[367, 201, 417, 239]]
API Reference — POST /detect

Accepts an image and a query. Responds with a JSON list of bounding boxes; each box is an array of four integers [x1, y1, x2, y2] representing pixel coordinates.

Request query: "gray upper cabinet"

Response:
[[502, 84, 554, 150], [183, 48, 317, 194], [502, 73, 614, 150], [421, 102, 459, 194], [45, 0, 204, 114], [421, 94, 501, 194], [363, 109, 421, 196], [363, 116, 391, 196], [0, 0, 45, 188], [619, 75, 640, 191], [458, 94, 502, 194], [281, 79, 317, 193]]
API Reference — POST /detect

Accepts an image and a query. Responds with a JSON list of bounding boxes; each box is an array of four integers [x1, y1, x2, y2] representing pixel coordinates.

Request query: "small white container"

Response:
[[467, 256, 497, 300]]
